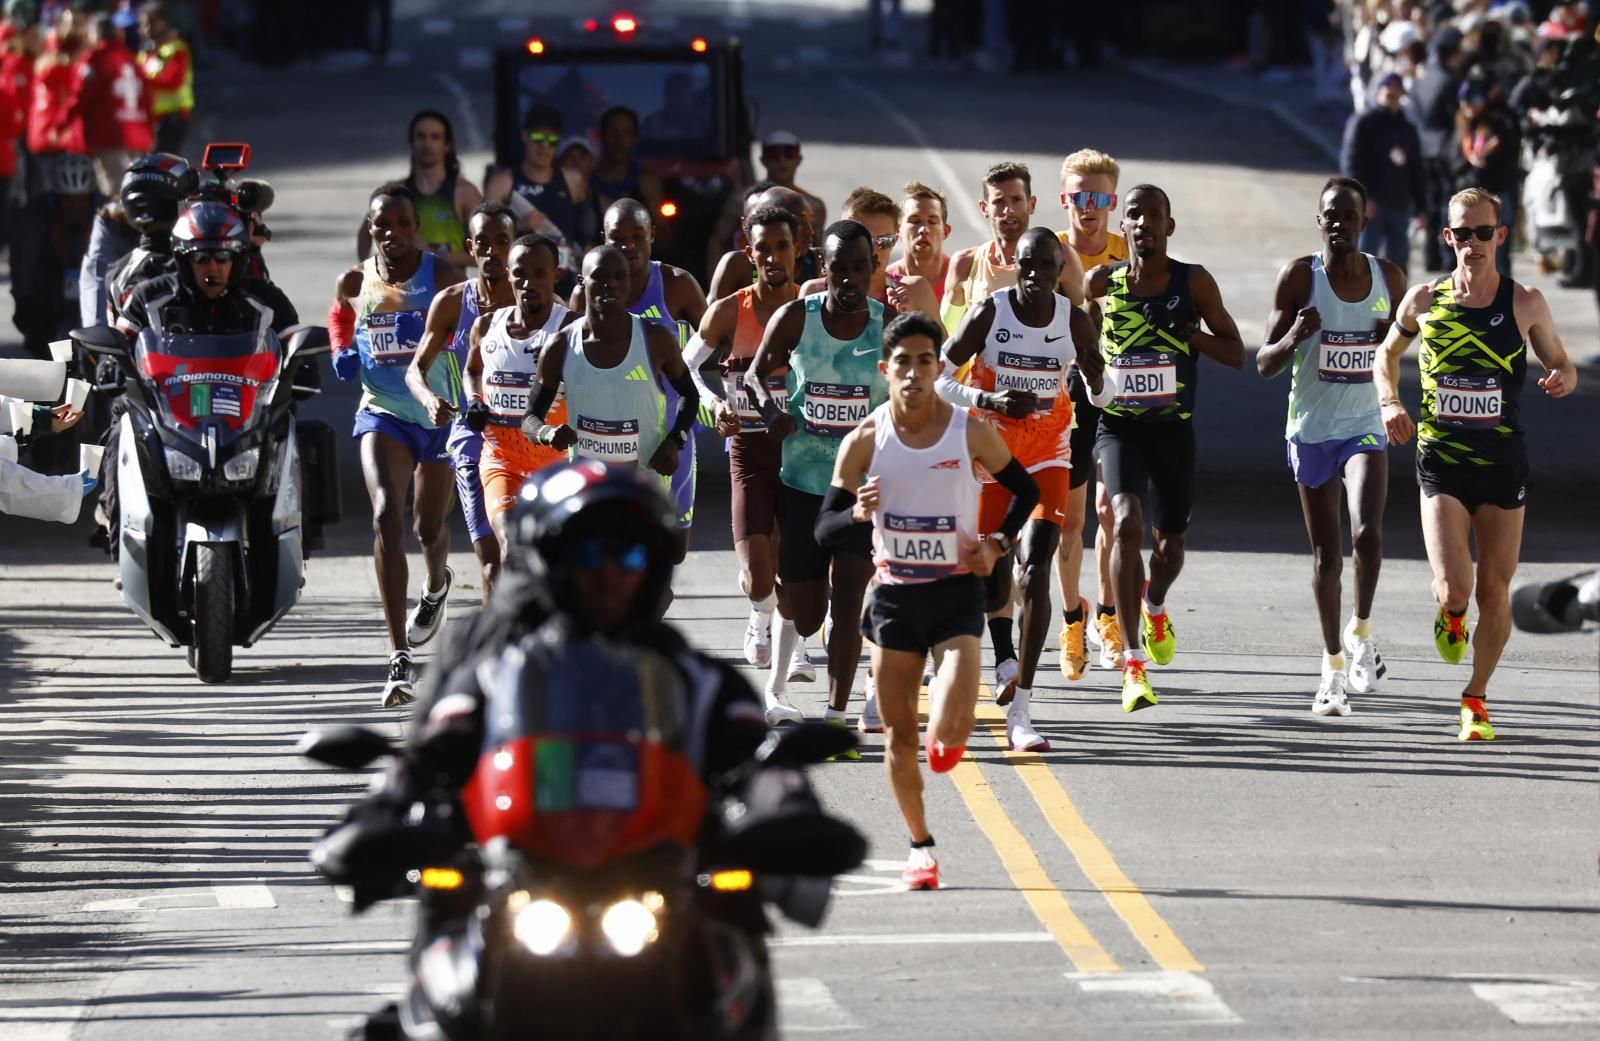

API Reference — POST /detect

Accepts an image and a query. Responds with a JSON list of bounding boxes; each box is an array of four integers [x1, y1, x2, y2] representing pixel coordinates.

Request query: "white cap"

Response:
[[761, 130, 801, 149], [557, 135, 593, 158]]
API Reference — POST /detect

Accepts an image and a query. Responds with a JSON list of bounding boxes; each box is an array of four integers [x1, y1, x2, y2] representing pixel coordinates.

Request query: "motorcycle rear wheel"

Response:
[[193, 544, 235, 683]]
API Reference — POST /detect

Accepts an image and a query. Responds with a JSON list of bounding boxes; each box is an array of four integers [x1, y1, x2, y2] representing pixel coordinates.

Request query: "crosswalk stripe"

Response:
[[778, 978, 858, 1032], [1470, 979, 1600, 1024]]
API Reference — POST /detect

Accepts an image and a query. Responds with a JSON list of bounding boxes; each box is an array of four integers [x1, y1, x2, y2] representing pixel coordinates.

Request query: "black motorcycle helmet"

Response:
[[118, 153, 198, 234], [171, 201, 250, 292], [510, 461, 678, 628]]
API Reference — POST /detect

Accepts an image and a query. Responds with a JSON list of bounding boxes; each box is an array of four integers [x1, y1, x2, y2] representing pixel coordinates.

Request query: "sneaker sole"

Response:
[[1311, 702, 1352, 717], [407, 605, 448, 647], [1009, 737, 1050, 752], [746, 650, 773, 668], [1122, 694, 1158, 713], [382, 688, 415, 708], [857, 721, 884, 734], [993, 677, 1020, 706]]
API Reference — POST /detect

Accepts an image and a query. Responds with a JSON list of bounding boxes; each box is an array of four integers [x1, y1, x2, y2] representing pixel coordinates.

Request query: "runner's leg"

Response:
[[1420, 491, 1474, 614], [1297, 477, 1346, 656], [1465, 503, 1525, 698], [412, 460, 454, 593], [361, 431, 418, 651], [826, 553, 876, 713], [873, 641, 933, 844], [1016, 518, 1061, 689], [1343, 449, 1387, 620], [927, 632, 981, 749]]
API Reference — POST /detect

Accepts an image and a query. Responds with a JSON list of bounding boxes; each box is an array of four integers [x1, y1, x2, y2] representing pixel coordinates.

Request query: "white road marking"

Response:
[[436, 73, 488, 155], [77, 883, 275, 913], [1471, 980, 1600, 1024], [281, 940, 409, 953], [1067, 971, 1242, 1024], [778, 978, 858, 1033], [0, 1013, 75, 1041], [458, 47, 491, 71], [773, 931, 1052, 948]]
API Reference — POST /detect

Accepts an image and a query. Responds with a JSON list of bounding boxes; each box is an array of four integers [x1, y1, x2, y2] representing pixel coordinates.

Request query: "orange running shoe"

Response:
[[902, 847, 939, 891], [1458, 697, 1495, 742], [925, 728, 965, 773]]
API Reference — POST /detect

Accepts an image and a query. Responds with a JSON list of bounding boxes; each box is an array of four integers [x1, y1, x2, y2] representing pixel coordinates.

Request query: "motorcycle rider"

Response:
[[95, 152, 198, 325]]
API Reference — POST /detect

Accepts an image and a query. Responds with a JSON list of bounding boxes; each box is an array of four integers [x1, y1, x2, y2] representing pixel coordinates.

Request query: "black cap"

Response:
[[1432, 26, 1464, 56]]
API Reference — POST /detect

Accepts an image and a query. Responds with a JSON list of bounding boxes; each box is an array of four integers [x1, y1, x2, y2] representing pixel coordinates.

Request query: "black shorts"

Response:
[[1095, 413, 1196, 535], [729, 433, 783, 543], [1417, 449, 1529, 513], [1068, 370, 1099, 490], [862, 574, 986, 653], [778, 486, 872, 583]]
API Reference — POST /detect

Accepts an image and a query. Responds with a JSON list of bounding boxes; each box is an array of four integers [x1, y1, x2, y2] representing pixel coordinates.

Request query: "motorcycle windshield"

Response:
[[462, 635, 709, 870], [137, 329, 280, 435]]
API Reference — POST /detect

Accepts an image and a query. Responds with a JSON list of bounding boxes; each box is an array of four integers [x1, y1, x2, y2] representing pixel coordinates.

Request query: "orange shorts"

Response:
[[480, 434, 567, 522], [978, 466, 1070, 534]]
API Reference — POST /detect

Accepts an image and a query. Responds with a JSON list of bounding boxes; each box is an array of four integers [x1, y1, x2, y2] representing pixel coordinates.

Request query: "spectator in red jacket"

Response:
[[26, 5, 85, 193], [71, 13, 149, 195], [0, 7, 40, 253]]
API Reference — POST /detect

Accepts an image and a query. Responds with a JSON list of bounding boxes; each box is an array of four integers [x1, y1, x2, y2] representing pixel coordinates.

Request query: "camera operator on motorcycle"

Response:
[[95, 152, 197, 325], [94, 201, 300, 556]]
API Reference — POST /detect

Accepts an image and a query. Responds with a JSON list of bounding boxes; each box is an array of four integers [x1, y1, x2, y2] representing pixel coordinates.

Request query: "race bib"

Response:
[[484, 370, 534, 426], [882, 513, 960, 581], [1318, 330, 1379, 384], [1110, 352, 1177, 408], [801, 381, 871, 438], [365, 310, 425, 366], [723, 370, 789, 430], [574, 415, 642, 462], [1434, 374, 1502, 429], [994, 350, 1062, 411]]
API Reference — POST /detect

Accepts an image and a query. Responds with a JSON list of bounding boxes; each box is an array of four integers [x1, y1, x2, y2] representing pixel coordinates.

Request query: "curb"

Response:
[[1123, 62, 1340, 166]]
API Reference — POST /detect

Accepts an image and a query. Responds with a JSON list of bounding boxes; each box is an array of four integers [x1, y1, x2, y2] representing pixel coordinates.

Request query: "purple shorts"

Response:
[[353, 409, 451, 465], [1288, 432, 1387, 489], [447, 422, 493, 544]]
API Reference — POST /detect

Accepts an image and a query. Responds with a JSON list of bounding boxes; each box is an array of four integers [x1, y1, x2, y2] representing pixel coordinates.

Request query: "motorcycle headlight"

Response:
[[222, 446, 259, 481], [165, 447, 203, 482], [513, 898, 573, 956], [600, 898, 659, 957]]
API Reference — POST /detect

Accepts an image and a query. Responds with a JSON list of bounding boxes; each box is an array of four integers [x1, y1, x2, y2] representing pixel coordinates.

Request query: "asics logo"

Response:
[[1167, 296, 1180, 310], [1490, 314, 1505, 327]]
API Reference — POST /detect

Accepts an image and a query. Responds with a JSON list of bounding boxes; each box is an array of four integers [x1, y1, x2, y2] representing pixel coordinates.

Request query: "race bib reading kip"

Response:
[[365, 310, 425, 366]]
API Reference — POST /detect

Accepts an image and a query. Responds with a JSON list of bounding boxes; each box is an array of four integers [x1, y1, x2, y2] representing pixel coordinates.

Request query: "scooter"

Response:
[[71, 322, 330, 682]]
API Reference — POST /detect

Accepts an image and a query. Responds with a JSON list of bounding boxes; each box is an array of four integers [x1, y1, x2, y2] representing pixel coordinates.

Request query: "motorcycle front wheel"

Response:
[[193, 544, 235, 683]]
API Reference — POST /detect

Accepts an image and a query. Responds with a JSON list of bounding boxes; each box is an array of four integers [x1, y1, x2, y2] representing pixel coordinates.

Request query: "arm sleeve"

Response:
[[682, 333, 725, 404], [1086, 365, 1116, 408], [990, 457, 1039, 541], [935, 367, 984, 408], [814, 483, 864, 548]]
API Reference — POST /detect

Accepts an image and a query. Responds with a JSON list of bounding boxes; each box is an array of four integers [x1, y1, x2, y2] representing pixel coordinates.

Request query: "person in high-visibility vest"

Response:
[[135, 3, 190, 157]]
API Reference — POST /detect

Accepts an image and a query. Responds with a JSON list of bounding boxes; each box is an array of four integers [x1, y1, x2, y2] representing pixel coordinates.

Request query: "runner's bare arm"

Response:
[[1516, 285, 1578, 399], [406, 284, 465, 425], [1082, 264, 1110, 327], [1068, 306, 1108, 400], [1258, 258, 1316, 379], [937, 299, 1030, 418], [1374, 282, 1433, 445], [1187, 265, 1246, 368], [708, 250, 754, 302], [522, 336, 574, 449], [894, 274, 941, 325], [750, 300, 805, 437], [942, 248, 975, 315], [461, 311, 495, 403], [688, 296, 738, 432], [329, 268, 363, 380]]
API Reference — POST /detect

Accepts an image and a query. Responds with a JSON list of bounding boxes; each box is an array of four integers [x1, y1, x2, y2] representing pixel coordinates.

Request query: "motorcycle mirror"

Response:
[[297, 726, 396, 770], [724, 811, 868, 878], [759, 873, 834, 929], [756, 721, 857, 768], [1511, 575, 1591, 634], [70, 326, 132, 359], [282, 325, 332, 363]]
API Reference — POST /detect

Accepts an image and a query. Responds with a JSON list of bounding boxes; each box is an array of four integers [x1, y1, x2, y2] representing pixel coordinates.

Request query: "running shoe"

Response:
[[1091, 611, 1124, 670], [1434, 608, 1470, 665], [925, 727, 965, 772], [1121, 659, 1158, 713], [1311, 668, 1352, 717], [788, 638, 818, 684], [1005, 700, 1050, 752], [858, 675, 884, 734], [382, 651, 415, 708], [902, 847, 939, 891], [993, 657, 1021, 706], [1140, 605, 1177, 666], [743, 607, 772, 668], [1342, 619, 1387, 693], [764, 692, 805, 726], [1458, 697, 1495, 742], [406, 566, 453, 647], [826, 716, 862, 761], [1058, 597, 1089, 681]]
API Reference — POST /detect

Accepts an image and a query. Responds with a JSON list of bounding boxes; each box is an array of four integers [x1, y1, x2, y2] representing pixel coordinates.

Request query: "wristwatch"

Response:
[[990, 532, 1015, 555]]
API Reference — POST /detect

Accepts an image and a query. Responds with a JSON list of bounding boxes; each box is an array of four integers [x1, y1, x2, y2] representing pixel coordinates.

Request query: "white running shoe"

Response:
[[382, 651, 415, 708], [406, 567, 452, 647], [1312, 668, 1352, 717], [993, 657, 1020, 705], [743, 607, 772, 668], [1005, 699, 1050, 752], [764, 692, 805, 726], [858, 673, 883, 734], [1342, 620, 1386, 694], [788, 638, 818, 683]]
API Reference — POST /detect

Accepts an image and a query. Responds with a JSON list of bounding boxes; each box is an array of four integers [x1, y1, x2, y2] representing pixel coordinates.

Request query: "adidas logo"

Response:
[[624, 365, 651, 382], [637, 305, 664, 320], [1358, 433, 1381, 448], [1372, 297, 1389, 313]]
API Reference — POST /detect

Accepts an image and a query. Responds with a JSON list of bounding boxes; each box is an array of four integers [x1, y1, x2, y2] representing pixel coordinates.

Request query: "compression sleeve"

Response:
[[519, 381, 560, 443], [936, 365, 984, 408], [814, 483, 864, 548], [1084, 365, 1116, 409], [329, 298, 355, 350], [665, 364, 700, 439], [991, 458, 1038, 541], [683, 333, 725, 404]]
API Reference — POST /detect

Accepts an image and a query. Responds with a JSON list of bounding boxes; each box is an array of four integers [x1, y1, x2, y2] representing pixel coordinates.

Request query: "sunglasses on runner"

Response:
[[526, 131, 561, 145], [871, 234, 897, 250], [571, 536, 650, 573], [189, 250, 234, 265], [1449, 224, 1498, 242], [761, 145, 800, 159], [1065, 190, 1116, 210]]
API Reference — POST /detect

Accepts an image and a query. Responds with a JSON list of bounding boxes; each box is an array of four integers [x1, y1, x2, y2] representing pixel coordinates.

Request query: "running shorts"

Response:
[[862, 573, 985, 652], [1417, 449, 1529, 513], [779, 486, 871, 583], [730, 432, 782, 543], [978, 466, 1070, 533], [353, 408, 450, 465], [669, 435, 696, 530], [1095, 413, 1196, 535], [447, 423, 493, 543], [1288, 432, 1386, 490]]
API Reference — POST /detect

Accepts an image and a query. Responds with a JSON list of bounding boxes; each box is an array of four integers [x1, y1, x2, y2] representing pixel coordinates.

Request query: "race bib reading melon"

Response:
[[724, 370, 789, 430]]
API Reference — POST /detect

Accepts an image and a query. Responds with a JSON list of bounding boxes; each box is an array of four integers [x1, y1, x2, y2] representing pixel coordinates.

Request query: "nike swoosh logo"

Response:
[[852, 344, 878, 356], [1044, 334, 1066, 343]]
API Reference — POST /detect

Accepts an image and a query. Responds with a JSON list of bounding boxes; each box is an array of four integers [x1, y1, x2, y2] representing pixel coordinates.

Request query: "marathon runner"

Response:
[[1374, 187, 1577, 741], [1258, 177, 1408, 716], [684, 203, 816, 693], [573, 198, 708, 560], [402, 110, 482, 270], [885, 181, 952, 308], [800, 187, 939, 317], [708, 184, 820, 301], [749, 220, 894, 728], [1055, 149, 1126, 678], [485, 104, 589, 259], [330, 183, 466, 707], [938, 229, 1109, 750], [820, 311, 1038, 889], [1085, 184, 1245, 712], [522, 245, 700, 588], [462, 233, 578, 545], [404, 202, 517, 601]]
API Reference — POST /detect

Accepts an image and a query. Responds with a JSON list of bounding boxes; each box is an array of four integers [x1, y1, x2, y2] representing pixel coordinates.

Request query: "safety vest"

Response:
[[143, 37, 193, 117]]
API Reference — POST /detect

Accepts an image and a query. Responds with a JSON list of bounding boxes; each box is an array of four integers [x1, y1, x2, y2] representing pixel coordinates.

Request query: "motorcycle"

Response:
[[300, 634, 868, 1041], [71, 322, 330, 683]]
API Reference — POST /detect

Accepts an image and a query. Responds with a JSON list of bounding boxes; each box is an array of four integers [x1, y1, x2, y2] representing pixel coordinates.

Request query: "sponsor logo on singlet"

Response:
[[883, 513, 959, 580], [1318, 330, 1380, 384], [574, 415, 643, 461], [1434, 374, 1502, 429], [801, 381, 871, 437], [365, 310, 425, 365]]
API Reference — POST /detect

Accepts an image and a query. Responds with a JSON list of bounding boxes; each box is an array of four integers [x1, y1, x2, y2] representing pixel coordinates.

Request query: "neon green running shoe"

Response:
[[1458, 698, 1495, 742], [1141, 608, 1177, 666], [1434, 608, 1470, 665], [826, 716, 862, 761], [1121, 659, 1158, 713]]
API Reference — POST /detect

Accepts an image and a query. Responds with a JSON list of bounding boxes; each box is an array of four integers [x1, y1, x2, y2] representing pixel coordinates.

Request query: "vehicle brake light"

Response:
[[660, 200, 679, 219], [691, 36, 708, 52], [526, 37, 545, 55], [612, 12, 638, 34], [583, 18, 599, 31]]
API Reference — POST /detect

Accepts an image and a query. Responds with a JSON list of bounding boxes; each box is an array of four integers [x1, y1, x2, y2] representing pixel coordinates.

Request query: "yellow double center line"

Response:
[[943, 693, 1202, 975]]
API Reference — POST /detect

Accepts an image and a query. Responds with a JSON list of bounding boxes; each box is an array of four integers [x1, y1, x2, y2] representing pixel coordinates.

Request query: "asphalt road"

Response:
[[2, 2, 1598, 1039]]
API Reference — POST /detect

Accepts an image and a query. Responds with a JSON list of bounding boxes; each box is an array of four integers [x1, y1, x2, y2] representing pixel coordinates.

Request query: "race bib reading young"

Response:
[[881, 513, 960, 581], [801, 381, 871, 437], [994, 350, 1062, 410], [485, 370, 535, 426], [1434, 374, 1502, 429], [724, 370, 789, 430], [574, 415, 642, 462], [1318, 330, 1379, 384], [365, 310, 425, 366], [1110, 352, 1177, 408]]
